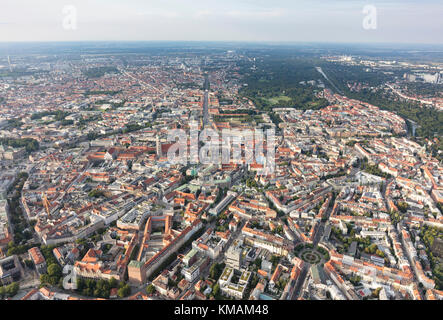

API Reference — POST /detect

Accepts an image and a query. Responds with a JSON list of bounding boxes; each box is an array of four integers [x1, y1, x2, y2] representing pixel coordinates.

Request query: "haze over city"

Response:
[[0, 0, 442, 311], [0, 0, 442, 44]]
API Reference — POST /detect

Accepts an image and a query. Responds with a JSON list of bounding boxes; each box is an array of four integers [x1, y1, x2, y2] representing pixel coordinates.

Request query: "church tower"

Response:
[[156, 135, 162, 158]]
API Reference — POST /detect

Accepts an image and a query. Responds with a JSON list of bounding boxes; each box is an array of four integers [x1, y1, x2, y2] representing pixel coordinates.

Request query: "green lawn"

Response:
[[266, 95, 292, 105]]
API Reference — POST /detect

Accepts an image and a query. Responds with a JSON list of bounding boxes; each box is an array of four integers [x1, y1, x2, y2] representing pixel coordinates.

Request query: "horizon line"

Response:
[[1, 40, 443, 48]]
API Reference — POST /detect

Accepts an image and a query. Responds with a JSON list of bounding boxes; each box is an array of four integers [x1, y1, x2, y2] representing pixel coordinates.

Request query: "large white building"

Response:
[[218, 266, 251, 299]]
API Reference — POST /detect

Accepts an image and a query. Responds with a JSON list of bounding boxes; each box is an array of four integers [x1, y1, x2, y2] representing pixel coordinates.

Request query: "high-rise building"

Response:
[[226, 239, 243, 269]]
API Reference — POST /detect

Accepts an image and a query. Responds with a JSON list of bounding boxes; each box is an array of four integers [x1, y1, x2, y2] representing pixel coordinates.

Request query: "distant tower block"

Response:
[[7, 56, 12, 72], [156, 135, 162, 157]]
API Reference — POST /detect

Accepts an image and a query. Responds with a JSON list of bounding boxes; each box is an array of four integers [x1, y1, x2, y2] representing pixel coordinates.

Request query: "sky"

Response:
[[0, 0, 442, 44]]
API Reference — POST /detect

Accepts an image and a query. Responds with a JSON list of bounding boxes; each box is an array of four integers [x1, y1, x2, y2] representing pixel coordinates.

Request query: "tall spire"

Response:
[[156, 135, 162, 158]]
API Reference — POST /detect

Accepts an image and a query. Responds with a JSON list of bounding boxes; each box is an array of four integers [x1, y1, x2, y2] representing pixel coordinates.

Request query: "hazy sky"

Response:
[[0, 0, 442, 44]]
